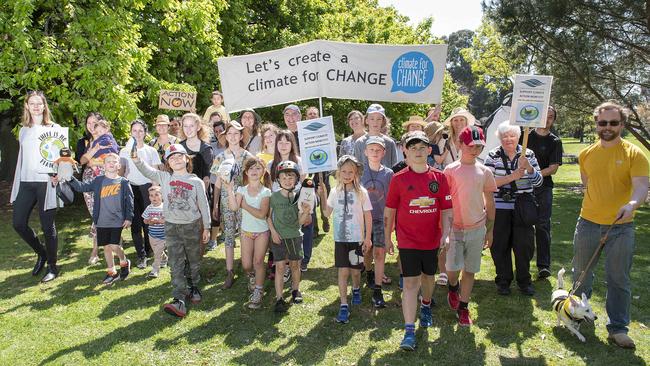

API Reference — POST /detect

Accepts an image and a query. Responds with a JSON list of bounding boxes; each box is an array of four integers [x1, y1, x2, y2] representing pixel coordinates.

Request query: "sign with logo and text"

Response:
[[509, 74, 554, 128], [158, 90, 197, 111], [218, 40, 448, 112], [297, 116, 337, 174]]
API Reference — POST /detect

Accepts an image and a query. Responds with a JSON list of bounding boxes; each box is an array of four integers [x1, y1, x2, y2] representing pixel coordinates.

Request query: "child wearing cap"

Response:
[[267, 160, 312, 312], [385, 131, 453, 350], [353, 103, 400, 169], [319, 155, 373, 324], [442, 126, 497, 327], [361, 136, 394, 308], [133, 144, 211, 318]]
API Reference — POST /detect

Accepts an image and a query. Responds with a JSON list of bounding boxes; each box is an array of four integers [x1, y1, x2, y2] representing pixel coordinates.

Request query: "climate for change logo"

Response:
[[390, 51, 434, 93], [519, 105, 540, 121], [309, 149, 328, 166]]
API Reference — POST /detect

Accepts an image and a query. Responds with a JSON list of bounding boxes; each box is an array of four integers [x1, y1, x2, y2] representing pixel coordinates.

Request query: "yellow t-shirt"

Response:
[[202, 105, 231, 124], [257, 151, 274, 168], [579, 139, 649, 224]]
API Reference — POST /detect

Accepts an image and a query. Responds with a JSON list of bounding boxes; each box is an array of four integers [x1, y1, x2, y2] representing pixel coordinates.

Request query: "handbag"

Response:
[[500, 148, 538, 226]]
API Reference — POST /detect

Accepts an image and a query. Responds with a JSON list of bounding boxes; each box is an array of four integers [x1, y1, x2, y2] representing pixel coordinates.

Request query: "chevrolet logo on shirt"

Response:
[[409, 196, 436, 208]]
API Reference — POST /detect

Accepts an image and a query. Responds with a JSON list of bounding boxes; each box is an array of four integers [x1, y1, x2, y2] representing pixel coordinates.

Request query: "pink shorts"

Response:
[[241, 230, 269, 240]]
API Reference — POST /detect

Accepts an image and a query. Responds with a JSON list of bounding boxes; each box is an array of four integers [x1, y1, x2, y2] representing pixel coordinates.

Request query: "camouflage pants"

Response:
[[166, 219, 202, 300]]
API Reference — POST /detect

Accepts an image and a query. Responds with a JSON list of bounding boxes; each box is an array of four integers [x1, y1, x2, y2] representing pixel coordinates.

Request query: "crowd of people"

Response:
[[10, 90, 648, 350]]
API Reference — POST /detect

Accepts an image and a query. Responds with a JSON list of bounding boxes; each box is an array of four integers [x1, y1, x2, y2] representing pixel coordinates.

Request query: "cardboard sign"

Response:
[[24, 126, 70, 174], [509, 74, 554, 128], [218, 40, 448, 112], [158, 89, 197, 111], [297, 116, 337, 174]]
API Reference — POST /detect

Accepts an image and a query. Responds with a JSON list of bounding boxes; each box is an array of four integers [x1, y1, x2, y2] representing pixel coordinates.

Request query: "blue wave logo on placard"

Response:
[[304, 122, 326, 132], [521, 79, 544, 87], [309, 149, 328, 166], [390, 51, 434, 93]]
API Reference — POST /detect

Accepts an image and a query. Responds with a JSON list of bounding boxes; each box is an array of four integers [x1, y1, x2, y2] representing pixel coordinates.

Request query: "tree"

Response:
[[484, 0, 650, 149]]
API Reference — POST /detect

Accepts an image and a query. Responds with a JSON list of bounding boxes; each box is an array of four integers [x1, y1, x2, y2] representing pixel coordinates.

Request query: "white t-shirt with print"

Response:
[[327, 185, 372, 243]]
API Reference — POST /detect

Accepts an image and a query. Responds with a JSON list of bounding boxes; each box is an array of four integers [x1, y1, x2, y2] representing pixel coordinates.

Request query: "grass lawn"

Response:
[[0, 138, 648, 365]]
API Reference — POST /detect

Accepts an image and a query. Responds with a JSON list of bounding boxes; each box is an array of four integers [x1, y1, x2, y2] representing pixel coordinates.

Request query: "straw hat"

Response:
[[402, 115, 427, 129], [155, 114, 170, 125], [443, 107, 476, 126], [424, 121, 447, 140]]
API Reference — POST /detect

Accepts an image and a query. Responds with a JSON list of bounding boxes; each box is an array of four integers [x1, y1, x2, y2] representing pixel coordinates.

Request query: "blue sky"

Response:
[[378, 0, 484, 37]]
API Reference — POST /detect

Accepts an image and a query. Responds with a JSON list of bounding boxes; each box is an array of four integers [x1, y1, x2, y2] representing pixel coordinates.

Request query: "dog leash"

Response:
[[569, 216, 622, 297]]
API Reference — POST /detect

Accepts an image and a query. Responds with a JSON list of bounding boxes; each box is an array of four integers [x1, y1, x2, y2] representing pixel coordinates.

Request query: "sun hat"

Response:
[[443, 107, 476, 127], [155, 114, 170, 125], [220, 120, 245, 135], [402, 115, 427, 129]]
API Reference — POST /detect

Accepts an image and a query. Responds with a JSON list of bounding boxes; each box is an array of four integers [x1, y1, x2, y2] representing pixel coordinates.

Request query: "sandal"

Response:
[[381, 275, 392, 285]]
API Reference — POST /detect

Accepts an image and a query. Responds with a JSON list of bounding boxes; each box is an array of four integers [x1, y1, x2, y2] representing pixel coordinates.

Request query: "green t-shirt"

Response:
[[270, 191, 301, 239]]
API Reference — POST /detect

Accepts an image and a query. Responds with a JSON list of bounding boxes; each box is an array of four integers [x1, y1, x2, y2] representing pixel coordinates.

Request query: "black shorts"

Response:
[[96, 227, 123, 246], [334, 242, 364, 270], [399, 248, 438, 277]]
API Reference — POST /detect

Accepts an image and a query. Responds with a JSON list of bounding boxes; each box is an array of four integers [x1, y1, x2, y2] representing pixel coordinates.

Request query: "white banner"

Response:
[[218, 40, 448, 112], [26, 126, 70, 174], [509, 74, 554, 128], [297, 116, 338, 174]]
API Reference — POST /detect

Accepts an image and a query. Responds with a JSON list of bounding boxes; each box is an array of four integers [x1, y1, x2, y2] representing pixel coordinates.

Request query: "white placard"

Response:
[[509, 74, 554, 127], [217, 40, 448, 112], [297, 116, 337, 174]]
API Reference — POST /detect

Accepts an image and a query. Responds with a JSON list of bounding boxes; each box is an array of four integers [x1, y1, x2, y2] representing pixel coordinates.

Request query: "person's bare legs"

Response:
[[338, 267, 350, 304]]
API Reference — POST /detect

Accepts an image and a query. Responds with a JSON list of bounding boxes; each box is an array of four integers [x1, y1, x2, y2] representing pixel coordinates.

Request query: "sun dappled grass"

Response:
[[0, 140, 648, 365]]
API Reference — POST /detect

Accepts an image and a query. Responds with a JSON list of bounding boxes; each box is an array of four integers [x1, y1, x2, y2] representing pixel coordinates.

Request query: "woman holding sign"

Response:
[[10, 91, 61, 282]]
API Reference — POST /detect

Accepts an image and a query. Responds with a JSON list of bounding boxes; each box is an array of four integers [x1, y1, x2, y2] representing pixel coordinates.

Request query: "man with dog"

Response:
[[573, 100, 649, 349]]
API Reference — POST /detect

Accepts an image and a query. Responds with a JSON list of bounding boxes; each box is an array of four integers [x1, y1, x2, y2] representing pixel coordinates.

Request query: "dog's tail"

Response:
[[557, 267, 566, 290]]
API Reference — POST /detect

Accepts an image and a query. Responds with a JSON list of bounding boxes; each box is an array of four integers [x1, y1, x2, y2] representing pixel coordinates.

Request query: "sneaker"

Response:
[[351, 289, 362, 305], [206, 239, 218, 251], [160, 257, 168, 268], [457, 308, 472, 327], [366, 270, 375, 289], [247, 273, 256, 292], [436, 273, 448, 286], [147, 271, 159, 278], [538, 268, 551, 279], [518, 284, 535, 296], [336, 305, 350, 324], [189, 286, 202, 304], [608, 333, 636, 349], [398, 275, 403, 291], [137, 257, 147, 269], [163, 298, 187, 318], [248, 288, 263, 309], [291, 289, 303, 304], [447, 290, 460, 311], [283, 266, 291, 284], [102, 272, 120, 285], [372, 291, 386, 308], [88, 256, 100, 266], [274, 298, 288, 313], [419, 305, 433, 327], [300, 262, 308, 272], [119, 260, 131, 280], [400, 332, 416, 351]]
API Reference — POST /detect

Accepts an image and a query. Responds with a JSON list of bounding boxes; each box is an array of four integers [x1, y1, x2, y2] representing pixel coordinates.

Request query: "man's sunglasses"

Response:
[[596, 120, 621, 127]]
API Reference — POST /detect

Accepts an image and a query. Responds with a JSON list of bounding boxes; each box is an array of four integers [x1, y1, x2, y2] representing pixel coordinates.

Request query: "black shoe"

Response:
[[291, 290, 303, 304], [274, 298, 288, 313], [519, 284, 535, 296], [372, 290, 387, 308], [366, 270, 375, 289], [497, 285, 511, 295], [41, 270, 58, 283], [119, 259, 131, 280], [32, 256, 47, 276], [537, 268, 551, 279]]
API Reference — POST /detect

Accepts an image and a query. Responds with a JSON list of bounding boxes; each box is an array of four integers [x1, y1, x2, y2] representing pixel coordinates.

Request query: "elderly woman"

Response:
[[484, 121, 543, 296]]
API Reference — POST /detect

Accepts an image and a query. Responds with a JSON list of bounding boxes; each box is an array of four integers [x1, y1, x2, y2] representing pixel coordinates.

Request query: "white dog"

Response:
[[551, 268, 597, 342]]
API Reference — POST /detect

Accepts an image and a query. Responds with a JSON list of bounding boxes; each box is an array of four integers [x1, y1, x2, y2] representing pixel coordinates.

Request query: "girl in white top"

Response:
[[226, 156, 272, 309]]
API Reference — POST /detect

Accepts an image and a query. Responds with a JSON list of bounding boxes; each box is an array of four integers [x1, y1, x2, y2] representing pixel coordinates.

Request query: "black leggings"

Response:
[[12, 181, 58, 268], [131, 183, 152, 259]]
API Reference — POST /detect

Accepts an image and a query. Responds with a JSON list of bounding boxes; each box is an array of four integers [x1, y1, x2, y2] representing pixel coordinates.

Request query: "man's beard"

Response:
[[598, 129, 620, 141]]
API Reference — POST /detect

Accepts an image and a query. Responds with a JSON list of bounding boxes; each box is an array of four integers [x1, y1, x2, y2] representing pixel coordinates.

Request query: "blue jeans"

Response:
[[572, 217, 635, 335]]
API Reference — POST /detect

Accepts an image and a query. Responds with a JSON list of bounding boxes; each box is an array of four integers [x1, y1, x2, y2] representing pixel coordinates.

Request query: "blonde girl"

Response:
[[318, 155, 372, 324], [179, 113, 213, 189], [227, 157, 272, 308], [211, 121, 254, 288], [257, 123, 279, 167]]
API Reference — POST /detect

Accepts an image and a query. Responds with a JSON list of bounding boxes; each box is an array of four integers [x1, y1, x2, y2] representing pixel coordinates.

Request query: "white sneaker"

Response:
[[248, 288, 263, 309], [436, 273, 448, 286], [248, 273, 256, 292], [283, 266, 291, 284]]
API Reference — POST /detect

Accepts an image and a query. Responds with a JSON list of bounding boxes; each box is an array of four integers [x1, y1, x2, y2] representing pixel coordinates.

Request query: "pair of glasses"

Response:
[[597, 120, 621, 127]]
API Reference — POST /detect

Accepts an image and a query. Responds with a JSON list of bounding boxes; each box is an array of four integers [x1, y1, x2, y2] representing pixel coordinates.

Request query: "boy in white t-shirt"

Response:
[[443, 126, 497, 327]]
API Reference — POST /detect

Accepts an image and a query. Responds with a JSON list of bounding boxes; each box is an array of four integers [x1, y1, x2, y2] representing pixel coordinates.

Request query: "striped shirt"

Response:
[[142, 203, 165, 240], [484, 146, 543, 210]]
